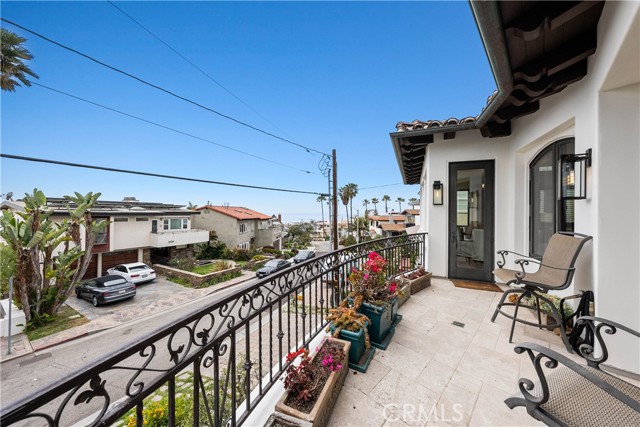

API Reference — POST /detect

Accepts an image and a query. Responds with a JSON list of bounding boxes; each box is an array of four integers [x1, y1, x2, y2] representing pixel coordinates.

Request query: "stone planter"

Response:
[[275, 338, 350, 427], [404, 272, 432, 295], [264, 412, 312, 427], [398, 282, 411, 307], [359, 298, 400, 350]]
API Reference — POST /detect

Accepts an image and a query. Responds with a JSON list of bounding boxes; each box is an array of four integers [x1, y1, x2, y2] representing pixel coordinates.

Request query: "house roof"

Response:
[[390, 1, 606, 184], [369, 215, 406, 222], [1, 198, 198, 217], [381, 223, 407, 232], [402, 209, 420, 215], [198, 205, 272, 221]]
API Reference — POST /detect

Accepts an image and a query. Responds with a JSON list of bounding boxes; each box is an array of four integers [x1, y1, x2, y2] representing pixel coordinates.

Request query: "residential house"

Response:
[[0, 197, 209, 278], [390, 1, 639, 374], [193, 205, 285, 250], [401, 208, 420, 227], [368, 214, 407, 237]]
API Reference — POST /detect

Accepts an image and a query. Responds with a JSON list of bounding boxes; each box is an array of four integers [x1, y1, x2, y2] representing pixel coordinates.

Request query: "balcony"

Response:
[[4, 233, 635, 426], [150, 229, 210, 248]]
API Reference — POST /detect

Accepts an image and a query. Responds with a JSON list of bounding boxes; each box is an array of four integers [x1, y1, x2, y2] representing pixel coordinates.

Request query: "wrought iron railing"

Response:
[[1, 233, 426, 427]]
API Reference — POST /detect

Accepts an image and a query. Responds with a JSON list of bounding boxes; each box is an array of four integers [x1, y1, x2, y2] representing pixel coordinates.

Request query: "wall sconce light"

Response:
[[433, 181, 443, 205], [559, 149, 591, 200]]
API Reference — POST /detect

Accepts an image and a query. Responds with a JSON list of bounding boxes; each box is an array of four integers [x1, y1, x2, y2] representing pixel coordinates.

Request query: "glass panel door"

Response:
[[448, 160, 495, 282]]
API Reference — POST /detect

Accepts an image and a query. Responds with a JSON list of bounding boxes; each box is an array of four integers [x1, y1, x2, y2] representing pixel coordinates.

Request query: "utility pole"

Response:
[[332, 149, 338, 251]]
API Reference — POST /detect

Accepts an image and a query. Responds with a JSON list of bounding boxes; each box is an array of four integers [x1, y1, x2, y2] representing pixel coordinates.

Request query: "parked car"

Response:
[[107, 262, 156, 284], [256, 259, 291, 278], [75, 275, 136, 307], [293, 250, 316, 263]]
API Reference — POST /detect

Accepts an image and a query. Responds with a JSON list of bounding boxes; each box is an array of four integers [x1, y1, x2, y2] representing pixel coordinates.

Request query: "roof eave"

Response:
[[390, 1, 514, 184]]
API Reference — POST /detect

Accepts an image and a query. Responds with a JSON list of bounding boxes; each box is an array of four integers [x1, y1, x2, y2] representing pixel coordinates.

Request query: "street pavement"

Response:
[[0, 272, 262, 409]]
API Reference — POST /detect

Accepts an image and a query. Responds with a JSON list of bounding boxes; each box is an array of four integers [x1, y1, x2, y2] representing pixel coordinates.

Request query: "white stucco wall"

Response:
[[417, 2, 640, 373], [111, 217, 152, 250]]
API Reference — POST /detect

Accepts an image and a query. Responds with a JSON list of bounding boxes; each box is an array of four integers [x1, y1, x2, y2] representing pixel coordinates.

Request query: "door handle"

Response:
[[449, 230, 457, 243]]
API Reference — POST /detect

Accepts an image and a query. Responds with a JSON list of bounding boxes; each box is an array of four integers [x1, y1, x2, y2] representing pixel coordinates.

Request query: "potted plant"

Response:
[[326, 305, 374, 372], [346, 252, 402, 350], [508, 292, 575, 332], [402, 267, 432, 294], [275, 338, 349, 427]]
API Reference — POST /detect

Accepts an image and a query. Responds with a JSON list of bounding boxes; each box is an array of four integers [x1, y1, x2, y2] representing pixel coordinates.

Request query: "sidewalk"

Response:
[[0, 271, 256, 363]]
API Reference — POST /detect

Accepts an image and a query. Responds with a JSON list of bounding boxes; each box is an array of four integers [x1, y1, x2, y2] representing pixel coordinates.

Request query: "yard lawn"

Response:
[[26, 304, 89, 341], [191, 261, 236, 275]]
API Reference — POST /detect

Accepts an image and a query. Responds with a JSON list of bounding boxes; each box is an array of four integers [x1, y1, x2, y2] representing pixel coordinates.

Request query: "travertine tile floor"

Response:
[[326, 278, 637, 427]]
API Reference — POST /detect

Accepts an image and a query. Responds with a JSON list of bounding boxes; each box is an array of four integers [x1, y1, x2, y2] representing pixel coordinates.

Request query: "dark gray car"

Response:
[[256, 259, 291, 278], [293, 250, 316, 263], [76, 275, 136, 307]]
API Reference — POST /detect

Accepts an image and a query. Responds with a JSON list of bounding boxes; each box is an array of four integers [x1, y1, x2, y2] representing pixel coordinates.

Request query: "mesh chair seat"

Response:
[[525, 365, 640, 427]]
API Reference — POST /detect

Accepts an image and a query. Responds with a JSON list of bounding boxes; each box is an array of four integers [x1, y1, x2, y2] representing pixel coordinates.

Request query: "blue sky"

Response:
[[1, 1, 494, 222]]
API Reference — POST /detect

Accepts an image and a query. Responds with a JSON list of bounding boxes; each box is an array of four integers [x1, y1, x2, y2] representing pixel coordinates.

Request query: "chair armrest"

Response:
[[510, 342, 640, 414], [511, 258, 575, 283], [496, 250, 531, 268], [576, 316, 640, 368]]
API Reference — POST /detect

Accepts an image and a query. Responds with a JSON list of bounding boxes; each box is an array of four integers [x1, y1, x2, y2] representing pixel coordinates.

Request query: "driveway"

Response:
[[34, 273, 255, 350], [66, 276, 211, 322]]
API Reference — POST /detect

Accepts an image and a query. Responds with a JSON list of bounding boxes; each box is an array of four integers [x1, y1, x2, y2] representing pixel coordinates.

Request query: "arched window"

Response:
[[529, 138, 575, 257]]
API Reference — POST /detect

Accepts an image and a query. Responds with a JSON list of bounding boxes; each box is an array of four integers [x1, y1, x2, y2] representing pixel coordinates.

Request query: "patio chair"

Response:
[[491, 232, 593, 352], [506, 316, 640, 426]]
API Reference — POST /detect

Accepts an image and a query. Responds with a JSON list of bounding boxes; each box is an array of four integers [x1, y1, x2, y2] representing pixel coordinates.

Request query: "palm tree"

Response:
[[1, 29, 39, 92], [316, 194, 327, 237], [408, 198, 419, 208], [338, 186, 350, 231], [345, 183, 358, 230], [396, 197, 405, 212], [382, 195, 391, 213], [371, 197, 379, 214], [362, 199, 369, 215]]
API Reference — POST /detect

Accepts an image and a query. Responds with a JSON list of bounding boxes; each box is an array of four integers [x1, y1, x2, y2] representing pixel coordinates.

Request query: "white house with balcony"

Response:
[[390, 1, 639, 375], [1, 196, 209, 278]]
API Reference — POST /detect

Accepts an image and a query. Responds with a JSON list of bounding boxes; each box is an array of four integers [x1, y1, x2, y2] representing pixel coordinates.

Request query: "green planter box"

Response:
[[359, 298, 399, 350], [329, 323, 374, 373]]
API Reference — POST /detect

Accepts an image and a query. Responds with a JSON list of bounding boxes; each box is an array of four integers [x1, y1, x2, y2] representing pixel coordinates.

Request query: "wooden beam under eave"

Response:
[[481, 121, 511, 138]]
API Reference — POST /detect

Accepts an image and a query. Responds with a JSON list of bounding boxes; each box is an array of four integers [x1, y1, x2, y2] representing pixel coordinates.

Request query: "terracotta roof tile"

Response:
[[197, 205, 272, 220], [369, 215, 406, 222], [381, 223, 407, 232]]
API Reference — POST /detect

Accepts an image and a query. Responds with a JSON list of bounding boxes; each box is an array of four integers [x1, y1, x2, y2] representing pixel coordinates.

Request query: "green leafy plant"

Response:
[[326, 306, 370, 349], [168, 257, 198, 271]]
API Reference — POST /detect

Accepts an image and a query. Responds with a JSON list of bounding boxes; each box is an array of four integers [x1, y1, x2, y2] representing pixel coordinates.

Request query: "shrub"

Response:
[[202, 270, 242, 287], [340, 235, 357, 247], [213, 260, 233, 270], [196, 241, 227, 260], [230, 248, 252, 261], [283, 250, 295, 259], [251, 254, 267, 261], [168, 257, 198, 271], [261, 247, 279, 255]]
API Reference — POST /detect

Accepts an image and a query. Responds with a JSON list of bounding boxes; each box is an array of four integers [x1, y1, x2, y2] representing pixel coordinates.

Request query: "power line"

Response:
[[1, 154, 329, 196], [106, 1, 297, 143], [1, 17, 329, 157], [359, 183, 405, 190], [30, 81, 315, 175]]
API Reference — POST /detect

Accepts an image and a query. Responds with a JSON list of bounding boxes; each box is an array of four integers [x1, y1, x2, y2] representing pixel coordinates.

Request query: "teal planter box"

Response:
[[330, 321, 367, 364], [359, 298, 398, 346], [329, 322, 374, 372]]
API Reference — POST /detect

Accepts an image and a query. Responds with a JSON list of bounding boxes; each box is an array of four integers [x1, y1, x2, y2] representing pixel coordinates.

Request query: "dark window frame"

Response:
[[529, 138, 575, 258]]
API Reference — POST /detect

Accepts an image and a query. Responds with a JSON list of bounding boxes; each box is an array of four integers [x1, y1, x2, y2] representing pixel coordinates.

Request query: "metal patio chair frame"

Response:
[[491, 232, 593, 352], [506, 316, 640, 426]]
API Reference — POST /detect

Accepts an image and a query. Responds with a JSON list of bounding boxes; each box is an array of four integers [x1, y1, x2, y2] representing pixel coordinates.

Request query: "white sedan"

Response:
[[106, 262, 156, 284]]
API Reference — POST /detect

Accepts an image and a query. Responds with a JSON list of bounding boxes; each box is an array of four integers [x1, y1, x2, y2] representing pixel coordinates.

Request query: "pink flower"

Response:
[[389, 282, 397, 293]]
